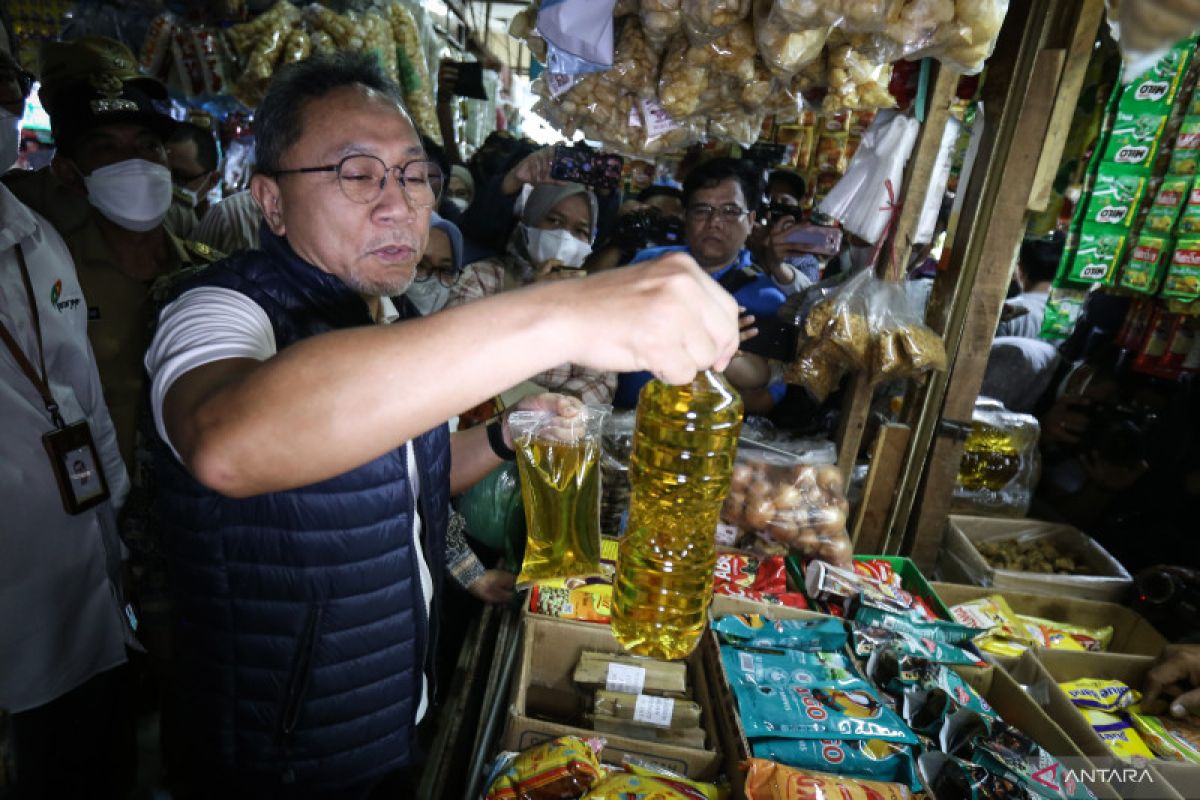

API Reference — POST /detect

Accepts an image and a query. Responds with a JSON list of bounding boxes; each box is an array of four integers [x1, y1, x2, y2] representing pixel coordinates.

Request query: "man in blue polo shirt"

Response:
[[614, 157, 810, 413]]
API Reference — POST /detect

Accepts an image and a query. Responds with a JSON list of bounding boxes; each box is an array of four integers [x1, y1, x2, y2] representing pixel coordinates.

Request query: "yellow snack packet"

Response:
[[1081, 709, 1155, 760], [977, 635, 1029, 658], [1129, 712, 1200, 765], [949, 594, 1030, 643], [1016, 614, 1113, 652], [1059, 678, 1141, 712]]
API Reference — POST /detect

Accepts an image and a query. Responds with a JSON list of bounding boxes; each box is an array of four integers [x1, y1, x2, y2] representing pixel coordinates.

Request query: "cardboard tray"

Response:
[[704, 626, 1122, 800], [1025, 649, 1199, 799], [932, 582, 1168, 658], [503, 615, 723, 780], [940, 515, 1133, 603]]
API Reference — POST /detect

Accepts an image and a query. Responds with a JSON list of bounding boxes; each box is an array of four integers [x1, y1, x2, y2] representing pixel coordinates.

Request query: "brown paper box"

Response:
[[502, 615, 723, 780], [940, 516, 1133, 603], [933, 582, 1168, 657], [1025, 649, 1198, 799]]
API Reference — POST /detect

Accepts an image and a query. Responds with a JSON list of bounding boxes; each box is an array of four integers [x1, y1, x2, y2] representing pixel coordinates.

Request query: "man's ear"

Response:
[[51, 154, 86, 194], [250, 173, 285, 236]]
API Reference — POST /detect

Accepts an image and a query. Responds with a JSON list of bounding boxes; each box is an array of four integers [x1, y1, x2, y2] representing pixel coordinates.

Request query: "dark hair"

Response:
[[767, 170, 806, 203], [1019, 234, 1063, 285], [421, 134, 450, 179], [682, 157, 763, 215], [637, 185, 683, 204], [168, 121, 220, 173], [255, 52, 406, 176]]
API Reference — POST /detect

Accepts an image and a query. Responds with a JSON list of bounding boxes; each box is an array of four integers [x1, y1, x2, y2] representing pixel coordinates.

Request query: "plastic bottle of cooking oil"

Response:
[[611, 370, 743, 659]]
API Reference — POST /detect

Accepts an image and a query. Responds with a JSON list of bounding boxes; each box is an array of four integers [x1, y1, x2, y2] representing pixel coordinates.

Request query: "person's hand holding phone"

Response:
[[501, 147, 562, 196]]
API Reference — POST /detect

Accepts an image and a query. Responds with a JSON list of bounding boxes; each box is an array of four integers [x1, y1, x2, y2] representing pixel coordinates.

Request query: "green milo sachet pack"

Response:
[[1040, 288, 1088, 340], [1119, 234, 1171, 294], [1082, 171, 1147, 229], [1067, 224, 1129, 283], [1102, 111, 1167, 168], [1119, 39, 1194, 115]]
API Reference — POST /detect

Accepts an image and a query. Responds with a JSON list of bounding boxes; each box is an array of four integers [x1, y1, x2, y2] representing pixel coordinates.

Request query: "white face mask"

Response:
[[447, 197, 469, 213], [525, 225, 592, 269], [175, 184, 200, 209], [83, 158, 173, 232], [406, 280, 454, 315], [0, 108, 20, 173]]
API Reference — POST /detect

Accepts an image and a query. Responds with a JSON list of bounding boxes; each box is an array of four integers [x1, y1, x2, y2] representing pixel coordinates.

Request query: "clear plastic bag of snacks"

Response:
[[681, 0, 753, 41], [721, 440, 853, 566], [754, 0, 829, 78], [510, 405, 609, 587], [865, 277, 947, 381]]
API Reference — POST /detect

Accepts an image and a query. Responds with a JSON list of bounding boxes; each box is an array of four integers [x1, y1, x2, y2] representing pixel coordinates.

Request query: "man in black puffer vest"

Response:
[[144, 53, 742, 798]]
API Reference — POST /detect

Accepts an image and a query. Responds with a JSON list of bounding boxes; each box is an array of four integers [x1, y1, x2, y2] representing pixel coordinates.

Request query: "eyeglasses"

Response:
[[686, 203, 750, 223], [414, 262, 460, 288], [270, 154, 443, 208]]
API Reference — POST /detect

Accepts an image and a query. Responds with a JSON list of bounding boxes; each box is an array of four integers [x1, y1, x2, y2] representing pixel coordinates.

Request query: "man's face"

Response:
[[167, 136, 213, 195], [68, 122, 167, 176], [536, 193, 592, 244], [254, 85, 431, 297], [684, 178, 754, 271], [644, 193, 684, 222]]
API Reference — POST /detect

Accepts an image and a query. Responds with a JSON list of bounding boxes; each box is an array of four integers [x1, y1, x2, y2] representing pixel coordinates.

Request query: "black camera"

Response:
[[612, 208, 685, 257]]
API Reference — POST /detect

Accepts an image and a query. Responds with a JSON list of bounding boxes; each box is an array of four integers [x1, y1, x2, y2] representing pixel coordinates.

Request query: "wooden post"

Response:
[[884, 0, 1107, 571], [834, 65, 960, 481], [851, 423, 912, 554]]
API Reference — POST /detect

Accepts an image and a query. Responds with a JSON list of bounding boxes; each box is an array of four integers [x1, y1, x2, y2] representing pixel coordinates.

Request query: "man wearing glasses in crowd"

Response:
[[613, 157, 808, 413], [144, 53, 738, 797]]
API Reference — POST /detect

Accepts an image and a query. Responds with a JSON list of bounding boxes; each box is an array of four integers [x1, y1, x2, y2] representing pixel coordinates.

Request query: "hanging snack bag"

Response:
[[1144, 174, 1192, 234], [1102, 111, 1168, 168], [1067, 225, 1129, 283], [721, 446, 853, 567], [510, 406, 608, 587], [743, 758, 914, 800], [1163, 236, 1200, 300], [1082, 171, 1147, 230], [865, 278, 947, 381], [1119, 234, 1172, 293], [1176, 181, 1200, 235], [1169, 116, 1200, 175]]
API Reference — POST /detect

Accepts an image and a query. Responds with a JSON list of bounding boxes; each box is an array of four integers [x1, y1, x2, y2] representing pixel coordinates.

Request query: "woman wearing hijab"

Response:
[[447, 182, 616, 405]]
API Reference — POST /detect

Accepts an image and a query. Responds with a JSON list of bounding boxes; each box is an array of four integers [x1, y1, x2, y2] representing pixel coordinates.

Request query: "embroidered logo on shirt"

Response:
[[50, 279, 82, 312]]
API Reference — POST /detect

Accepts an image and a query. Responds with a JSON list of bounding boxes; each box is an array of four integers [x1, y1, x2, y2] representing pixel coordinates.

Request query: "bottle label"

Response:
[[633, 694, 675, 727], [606, 663, 646, 694]]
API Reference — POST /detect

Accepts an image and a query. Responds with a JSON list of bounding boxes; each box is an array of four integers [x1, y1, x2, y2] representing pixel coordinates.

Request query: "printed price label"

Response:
[[715, 523, 740, 547], [633, 694, 675, 728], [740, 652, 755, 673], [606, 663, 646, 694], [547, 72, 577, 99]]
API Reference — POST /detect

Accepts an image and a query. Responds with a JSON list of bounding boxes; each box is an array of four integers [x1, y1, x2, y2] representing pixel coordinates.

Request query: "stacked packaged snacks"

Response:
[[949, 594, 1114, 658], [528, 538, 620, 624], [572, 651, 707, 748]]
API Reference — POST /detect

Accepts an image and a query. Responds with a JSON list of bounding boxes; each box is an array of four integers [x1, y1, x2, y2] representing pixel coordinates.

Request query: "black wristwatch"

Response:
[[486, 418, 516, 461]]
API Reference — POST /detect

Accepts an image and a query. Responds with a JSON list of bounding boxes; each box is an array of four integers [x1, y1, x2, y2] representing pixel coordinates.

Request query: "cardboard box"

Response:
[[704, 627, 1122, 799], [940, 516, 1133, 603], [503, 615, 723, 779], [932, 582, 1168, 658], [1027, 649, 1199, 799]]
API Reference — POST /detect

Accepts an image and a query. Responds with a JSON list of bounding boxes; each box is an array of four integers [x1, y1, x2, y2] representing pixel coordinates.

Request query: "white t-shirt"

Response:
[[145, 287, 434, 723]]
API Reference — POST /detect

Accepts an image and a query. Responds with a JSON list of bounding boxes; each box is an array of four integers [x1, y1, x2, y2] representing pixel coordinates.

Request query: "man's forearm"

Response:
[[450, 424, 504, 495]]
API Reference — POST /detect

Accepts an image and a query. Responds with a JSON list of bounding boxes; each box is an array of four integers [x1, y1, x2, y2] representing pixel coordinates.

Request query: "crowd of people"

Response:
[[1, 32, 1198, 800]]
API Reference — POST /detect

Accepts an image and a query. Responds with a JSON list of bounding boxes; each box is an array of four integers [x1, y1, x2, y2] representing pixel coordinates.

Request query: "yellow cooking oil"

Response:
[[514, 433, 602, 586], [958, 423, 1023, 491], [611, 370, 743, 659]]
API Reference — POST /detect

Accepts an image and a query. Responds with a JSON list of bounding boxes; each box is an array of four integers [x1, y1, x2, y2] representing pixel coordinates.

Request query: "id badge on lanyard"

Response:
[[2, 245, 111, 514]]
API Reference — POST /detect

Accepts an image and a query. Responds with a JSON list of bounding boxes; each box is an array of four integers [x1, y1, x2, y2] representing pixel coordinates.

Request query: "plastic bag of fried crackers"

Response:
[[865, 277, 947, 381], [743, 758, 913, 800]]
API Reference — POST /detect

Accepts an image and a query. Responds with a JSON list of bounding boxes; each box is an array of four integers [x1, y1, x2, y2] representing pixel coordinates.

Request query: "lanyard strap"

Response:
[[0, 244, 66, 428]]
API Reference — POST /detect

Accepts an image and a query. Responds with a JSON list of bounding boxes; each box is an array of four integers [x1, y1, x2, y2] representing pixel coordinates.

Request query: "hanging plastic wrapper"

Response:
[[641, 0, 685, 49], [658, 21, 762, 118], [753, 0, 829, 78], [537, 0, 619, 75], [681, 0, 753, 42], [822, 36, 899, 112], [951, 398, 1041, 518], [819, 110, 919, 244], [865, 275, 947, 381], [510, 405, 609, 587]]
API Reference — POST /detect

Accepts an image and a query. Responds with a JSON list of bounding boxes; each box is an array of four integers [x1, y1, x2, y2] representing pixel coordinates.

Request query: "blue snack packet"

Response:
[[713, 614, 848, 652], [854, 603, 980, 645]]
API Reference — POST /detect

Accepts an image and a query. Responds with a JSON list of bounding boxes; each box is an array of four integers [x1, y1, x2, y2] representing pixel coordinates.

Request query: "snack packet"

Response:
[[510, 406, 608, 587], [853, 625, 984, 667], [1143, 175, 1192, 234], [1083, 171, 1147, 230], [1102, 111, 1167, 168], [949, 594, 1030, 644], [918, 751, 1037, 800], [622, 763, 728, 800], [868, 652, 995, 721], [726, 663, 917, 744], [1067, 224, 1129, 283], [853, 604, 979, 645], [743, 758, 914, 800], [529, 537, 619, 623], [721, 646, 853, 687], [1018, 615, 1112, 652], [1129, 712, 1200, 764], [712, 614, 848, 652], [972, 732, 1098, 800], [806, 560, 924, 618], [1078, 708, 1155, 760], [749, 738, 920, 791], [977, 635, 1030, 658], [1059, 679, 1141, 712], [486, 735, 604, 800], [1118, 234, 1171, 294], [1177, 182, 1200, 235], [1162, 236, 1200, 300]]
